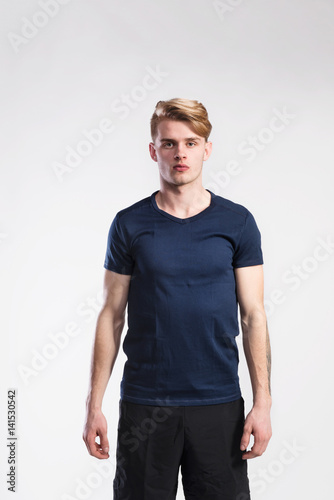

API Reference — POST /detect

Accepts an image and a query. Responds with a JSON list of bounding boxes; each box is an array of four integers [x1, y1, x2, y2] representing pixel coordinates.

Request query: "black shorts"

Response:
[[113, 397, 250, 500]]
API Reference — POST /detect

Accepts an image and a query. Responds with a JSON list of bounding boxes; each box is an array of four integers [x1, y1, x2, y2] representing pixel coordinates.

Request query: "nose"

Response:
[[174, 145, 186, 160]]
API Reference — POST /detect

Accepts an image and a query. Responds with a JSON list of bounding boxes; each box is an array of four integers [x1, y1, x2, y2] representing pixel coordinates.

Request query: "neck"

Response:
[[155, 184, 211, 219]]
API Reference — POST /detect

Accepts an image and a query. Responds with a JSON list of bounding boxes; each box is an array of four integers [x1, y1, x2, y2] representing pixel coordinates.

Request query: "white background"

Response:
[[1, 1, 333, 499]]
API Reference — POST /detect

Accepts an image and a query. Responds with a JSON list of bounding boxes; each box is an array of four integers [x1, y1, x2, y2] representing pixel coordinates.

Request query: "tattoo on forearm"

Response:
[[266, 323, 271, 396]]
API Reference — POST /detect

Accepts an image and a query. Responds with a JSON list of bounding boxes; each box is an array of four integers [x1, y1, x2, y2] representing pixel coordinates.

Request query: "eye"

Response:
[[188, 142, 196, 147], [163, 142, 173, 148]]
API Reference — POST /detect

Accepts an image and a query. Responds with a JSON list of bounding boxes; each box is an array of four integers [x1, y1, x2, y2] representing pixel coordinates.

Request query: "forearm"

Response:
[[241, 309, 272, 407], [85, 307, 125, 411]]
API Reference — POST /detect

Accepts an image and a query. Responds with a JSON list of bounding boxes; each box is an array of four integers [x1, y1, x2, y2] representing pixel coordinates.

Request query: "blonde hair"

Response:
[[150, 98, 212, 142]]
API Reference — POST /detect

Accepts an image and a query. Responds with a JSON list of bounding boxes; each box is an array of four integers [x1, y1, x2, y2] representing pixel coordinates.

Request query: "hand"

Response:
[[83, 408, 110, 459], [240, 403, 272, 459]]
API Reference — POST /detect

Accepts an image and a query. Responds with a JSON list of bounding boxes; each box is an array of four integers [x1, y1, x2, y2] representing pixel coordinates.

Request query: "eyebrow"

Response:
[[159, 137, 202, 142]]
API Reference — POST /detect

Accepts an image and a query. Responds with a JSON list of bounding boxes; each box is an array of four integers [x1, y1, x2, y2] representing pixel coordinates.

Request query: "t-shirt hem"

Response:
[[103, 262, 133, 275], [120, 391, 242, 406], [233, 258, 264, 269]]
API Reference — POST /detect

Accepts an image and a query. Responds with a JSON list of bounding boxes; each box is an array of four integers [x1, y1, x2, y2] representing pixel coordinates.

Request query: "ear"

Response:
[[149, 142, 157, 161], [203, 141, 212, 161]]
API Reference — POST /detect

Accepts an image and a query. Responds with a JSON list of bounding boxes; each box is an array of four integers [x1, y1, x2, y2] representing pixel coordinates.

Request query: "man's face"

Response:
[[149, 119, 212, 188]]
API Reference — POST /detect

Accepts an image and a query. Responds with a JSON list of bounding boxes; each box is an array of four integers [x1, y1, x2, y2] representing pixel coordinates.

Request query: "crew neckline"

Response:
[[150, 189, 216, 224]]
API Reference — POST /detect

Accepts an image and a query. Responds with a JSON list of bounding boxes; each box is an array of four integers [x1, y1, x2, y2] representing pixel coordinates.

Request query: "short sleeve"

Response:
[[104, 214, 134, 275], [232, 211, 264, 268]]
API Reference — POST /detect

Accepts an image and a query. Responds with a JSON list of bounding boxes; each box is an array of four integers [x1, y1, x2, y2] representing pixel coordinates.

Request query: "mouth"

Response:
[[173, 164, 189, 171]]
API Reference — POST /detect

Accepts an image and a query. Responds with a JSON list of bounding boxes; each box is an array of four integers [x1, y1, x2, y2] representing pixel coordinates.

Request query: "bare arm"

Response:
[[82, 269, 131, 459], [234, 264, 272, 459]]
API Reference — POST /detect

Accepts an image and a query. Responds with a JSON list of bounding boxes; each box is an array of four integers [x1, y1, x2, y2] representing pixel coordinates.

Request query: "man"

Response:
[[83, 98, 272, 500]]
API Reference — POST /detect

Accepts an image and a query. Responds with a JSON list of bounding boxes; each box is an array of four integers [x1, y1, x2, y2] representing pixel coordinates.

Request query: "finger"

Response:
[[93, 440, 110, 459], [240, 425, 251, 452], [242, 447, 264, 459], [242, 437, 267, 460], [242, 450, 256, 460], [94, 429, 110, 457], [99, 432, 110, 456], [85, 432, 109, 459]]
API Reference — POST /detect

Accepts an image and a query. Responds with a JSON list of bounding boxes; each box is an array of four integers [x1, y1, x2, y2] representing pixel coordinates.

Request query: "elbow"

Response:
[[114, 315, 126, 334], [98, 305, 126, 337], [240, 307, 267, 332]]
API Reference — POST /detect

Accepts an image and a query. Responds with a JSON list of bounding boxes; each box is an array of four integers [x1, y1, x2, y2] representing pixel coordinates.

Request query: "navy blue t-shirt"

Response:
[[104, 189, 263, 406]]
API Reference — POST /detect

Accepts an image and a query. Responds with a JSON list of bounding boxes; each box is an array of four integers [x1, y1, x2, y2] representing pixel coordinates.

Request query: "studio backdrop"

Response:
[[1, 1, 333, 499]]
